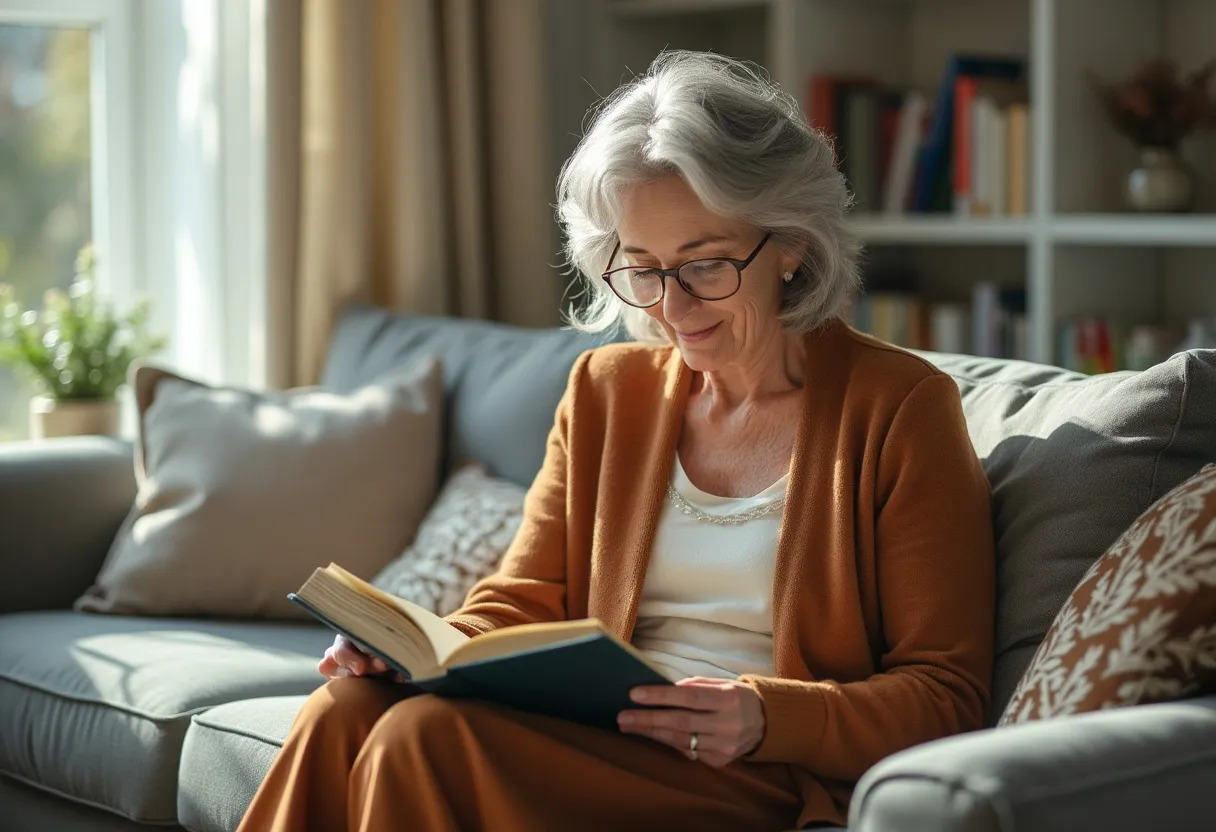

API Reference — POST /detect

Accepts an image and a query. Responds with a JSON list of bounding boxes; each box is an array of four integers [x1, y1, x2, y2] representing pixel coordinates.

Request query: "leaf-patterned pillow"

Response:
[[1000, 463, 1216, 724], [371, 465, 526, 616]]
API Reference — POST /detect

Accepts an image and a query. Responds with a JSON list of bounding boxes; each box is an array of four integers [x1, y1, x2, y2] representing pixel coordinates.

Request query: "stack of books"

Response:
[[809, 54, 1030, 216], [847, 282, 1028, 360]]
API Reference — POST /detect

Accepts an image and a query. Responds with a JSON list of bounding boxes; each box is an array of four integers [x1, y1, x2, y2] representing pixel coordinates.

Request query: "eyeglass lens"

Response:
[[613, 260, 738, 307]]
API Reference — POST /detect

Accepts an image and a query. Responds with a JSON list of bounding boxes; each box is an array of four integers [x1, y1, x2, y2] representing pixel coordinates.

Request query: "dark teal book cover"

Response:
[[289, 593, 673, 731]]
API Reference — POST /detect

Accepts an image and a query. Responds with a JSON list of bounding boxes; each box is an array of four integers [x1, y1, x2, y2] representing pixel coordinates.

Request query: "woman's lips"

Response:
[[676, 322, 720, 342]]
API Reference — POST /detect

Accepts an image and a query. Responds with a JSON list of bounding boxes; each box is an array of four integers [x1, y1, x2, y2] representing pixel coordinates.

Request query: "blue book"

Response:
[[913, 54, 1025, 212], [289, 563, 673, 731]]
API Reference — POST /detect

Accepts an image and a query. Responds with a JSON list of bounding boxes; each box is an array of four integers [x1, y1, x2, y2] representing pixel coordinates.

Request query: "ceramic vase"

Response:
[[1125, 146, 1195, 212]]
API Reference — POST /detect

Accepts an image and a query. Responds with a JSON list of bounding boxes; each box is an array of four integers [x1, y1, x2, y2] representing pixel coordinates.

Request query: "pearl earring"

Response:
[[782, 270, 794, 283]]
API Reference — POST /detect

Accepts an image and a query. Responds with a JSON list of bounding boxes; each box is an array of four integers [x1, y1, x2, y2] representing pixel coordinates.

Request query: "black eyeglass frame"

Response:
[[600, 231, 774, 309]]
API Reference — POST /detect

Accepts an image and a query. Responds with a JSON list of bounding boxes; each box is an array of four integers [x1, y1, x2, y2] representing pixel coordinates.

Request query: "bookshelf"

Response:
[[567, 0, 1216, 370]]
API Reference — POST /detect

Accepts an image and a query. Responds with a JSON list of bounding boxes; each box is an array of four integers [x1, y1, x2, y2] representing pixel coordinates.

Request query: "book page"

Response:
[[443, 618, 665, 673], [324, 563, 470, 663]]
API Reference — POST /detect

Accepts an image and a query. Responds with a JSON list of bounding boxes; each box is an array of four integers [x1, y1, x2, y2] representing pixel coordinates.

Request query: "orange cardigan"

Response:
[[445, 317, 996, 828]]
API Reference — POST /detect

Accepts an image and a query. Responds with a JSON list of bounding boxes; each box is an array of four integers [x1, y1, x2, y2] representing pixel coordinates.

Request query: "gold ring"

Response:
[[689, 731, 699, 761]]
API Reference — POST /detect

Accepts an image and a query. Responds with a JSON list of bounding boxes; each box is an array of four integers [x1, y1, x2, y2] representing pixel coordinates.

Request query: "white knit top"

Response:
[[631, 455, 787, 682]]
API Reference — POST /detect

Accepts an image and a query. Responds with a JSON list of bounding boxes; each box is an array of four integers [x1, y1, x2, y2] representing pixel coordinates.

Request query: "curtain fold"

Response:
[[267, 0, 555, 388]]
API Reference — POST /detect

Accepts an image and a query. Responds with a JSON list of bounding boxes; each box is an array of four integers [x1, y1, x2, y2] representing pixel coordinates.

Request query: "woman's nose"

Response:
[[661, 276, 699, 320]]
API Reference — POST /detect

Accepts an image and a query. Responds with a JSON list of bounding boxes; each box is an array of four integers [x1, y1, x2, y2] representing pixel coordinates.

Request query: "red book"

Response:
[[953, 76, 977, 214], [808, 75, 838, 139]]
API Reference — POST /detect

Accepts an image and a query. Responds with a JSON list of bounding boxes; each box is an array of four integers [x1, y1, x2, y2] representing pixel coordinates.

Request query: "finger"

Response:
[[367, 656, 389, 674], [629, 682, 725, 711], [628, 725, 722, 759], [317, 648, 338, 678], [617, 707, 718, 735], [334, 643, 367, 675]]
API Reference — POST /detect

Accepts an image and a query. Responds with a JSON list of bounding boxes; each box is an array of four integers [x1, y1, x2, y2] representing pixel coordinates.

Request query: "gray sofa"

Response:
[[2, 307, 1215, 832]]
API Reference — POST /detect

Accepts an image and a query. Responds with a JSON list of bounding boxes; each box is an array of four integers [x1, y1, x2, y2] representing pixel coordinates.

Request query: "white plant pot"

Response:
[[29, 396, 121, 439]]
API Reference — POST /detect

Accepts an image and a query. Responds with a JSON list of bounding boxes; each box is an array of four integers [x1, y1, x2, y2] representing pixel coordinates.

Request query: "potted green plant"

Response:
[[0, 245, 167, 439], [1087, 58, 1216, 212]]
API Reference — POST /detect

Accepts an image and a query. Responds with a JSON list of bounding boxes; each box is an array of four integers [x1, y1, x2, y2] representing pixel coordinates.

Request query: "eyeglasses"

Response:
[[600, 232, 773, 309]]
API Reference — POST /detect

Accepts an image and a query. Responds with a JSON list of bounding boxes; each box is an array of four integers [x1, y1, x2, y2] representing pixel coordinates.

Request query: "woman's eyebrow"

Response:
[[621, 235, 734, 255]]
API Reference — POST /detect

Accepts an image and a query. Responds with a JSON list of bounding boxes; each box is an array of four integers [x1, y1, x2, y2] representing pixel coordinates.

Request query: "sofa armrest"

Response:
[[849, 695, 1216, 832], [0, 437, 135, 613]]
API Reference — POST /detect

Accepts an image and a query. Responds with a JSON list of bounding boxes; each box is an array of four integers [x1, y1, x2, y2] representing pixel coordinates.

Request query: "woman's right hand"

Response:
[[318, 634, 392, 679]]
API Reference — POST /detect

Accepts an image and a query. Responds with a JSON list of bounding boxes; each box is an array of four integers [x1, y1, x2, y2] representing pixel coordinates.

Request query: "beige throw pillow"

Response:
[[1000, 463, 1216, 724], [75, 358, 443, 619], [371, 464, 526, 615]]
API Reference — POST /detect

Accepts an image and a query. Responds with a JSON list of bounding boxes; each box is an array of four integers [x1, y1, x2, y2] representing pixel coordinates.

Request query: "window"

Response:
[[0, 23, 93, 439], [0, 0, 268, 442], [0, 0, 135, 441]]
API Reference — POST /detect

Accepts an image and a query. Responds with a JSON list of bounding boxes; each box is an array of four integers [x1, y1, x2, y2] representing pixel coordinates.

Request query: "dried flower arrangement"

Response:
[[1087, 58, 1216, 149]]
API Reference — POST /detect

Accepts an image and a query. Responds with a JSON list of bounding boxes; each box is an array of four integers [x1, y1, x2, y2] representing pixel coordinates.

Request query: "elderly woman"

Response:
[[239, 50, 995, 832]]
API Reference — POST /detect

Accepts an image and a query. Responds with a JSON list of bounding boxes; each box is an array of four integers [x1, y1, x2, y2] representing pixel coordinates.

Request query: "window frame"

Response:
[[0, 0, 138, 303]]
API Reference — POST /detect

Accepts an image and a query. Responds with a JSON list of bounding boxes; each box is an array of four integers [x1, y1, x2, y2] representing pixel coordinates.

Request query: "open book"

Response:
[[289, 563, 672, 729]]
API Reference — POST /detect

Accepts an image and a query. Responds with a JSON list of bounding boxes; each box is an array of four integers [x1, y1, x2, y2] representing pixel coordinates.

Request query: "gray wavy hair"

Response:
[[556, 50, 861, 344]]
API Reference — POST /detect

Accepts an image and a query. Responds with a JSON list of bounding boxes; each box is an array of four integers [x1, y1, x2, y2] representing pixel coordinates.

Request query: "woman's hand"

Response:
[[616, 677, 766, 767], [318, 634, 407, 682]]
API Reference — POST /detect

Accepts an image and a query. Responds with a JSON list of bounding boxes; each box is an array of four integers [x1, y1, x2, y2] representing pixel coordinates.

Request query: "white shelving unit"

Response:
[[576, 0, 1216, 366]]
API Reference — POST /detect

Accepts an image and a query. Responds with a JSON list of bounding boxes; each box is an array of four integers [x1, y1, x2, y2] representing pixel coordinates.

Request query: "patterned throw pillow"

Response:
[[371, 465, 527, 616], [1000, 463, 1216, 724]]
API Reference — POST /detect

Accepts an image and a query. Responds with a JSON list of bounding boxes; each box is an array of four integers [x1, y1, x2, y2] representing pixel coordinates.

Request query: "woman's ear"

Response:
[[779, 241, 810, 279]]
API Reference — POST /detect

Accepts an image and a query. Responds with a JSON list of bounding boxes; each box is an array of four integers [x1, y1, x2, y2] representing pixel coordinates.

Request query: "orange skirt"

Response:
[[237, 677, 806, 831]]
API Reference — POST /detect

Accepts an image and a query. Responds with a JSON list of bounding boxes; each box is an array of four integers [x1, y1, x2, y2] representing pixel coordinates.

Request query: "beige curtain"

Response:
[[266, 0, 556, 388]]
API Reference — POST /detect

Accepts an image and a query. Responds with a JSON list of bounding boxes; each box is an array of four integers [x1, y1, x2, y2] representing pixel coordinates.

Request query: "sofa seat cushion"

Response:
[[177, 696, 305, 832], [0, 611, 331, 824]]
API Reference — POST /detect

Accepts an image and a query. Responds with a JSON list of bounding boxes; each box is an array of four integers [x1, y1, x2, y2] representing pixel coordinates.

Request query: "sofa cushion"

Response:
[[177, 696, 305, 832], [915, 349, 1216, 721], [76, 357, 444, 620], [0, 611, 331, 824], [1000, 463, 1216, 724], [321, 307, 619, 487]]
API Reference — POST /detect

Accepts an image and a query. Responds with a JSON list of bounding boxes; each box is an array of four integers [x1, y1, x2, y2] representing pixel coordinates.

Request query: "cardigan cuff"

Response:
[[739, 674, 827, 765], [443, 614, 499, 638]]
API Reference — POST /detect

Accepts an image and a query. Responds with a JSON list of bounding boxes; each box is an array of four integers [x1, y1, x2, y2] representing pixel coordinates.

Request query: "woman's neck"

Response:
[[692, 330, 806, 409]]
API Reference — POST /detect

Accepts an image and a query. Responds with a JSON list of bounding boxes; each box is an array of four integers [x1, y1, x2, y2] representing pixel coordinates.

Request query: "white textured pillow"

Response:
[[76, 357, 443, 619], [372, 465, 526, 615]]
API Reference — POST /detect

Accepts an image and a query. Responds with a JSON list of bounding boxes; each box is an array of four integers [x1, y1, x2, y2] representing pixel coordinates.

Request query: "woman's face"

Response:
[[615, 174, 800, 373]]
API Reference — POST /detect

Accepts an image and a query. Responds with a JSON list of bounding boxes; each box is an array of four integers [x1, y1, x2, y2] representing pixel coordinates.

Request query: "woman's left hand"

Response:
[[617, 677, 765, 767]]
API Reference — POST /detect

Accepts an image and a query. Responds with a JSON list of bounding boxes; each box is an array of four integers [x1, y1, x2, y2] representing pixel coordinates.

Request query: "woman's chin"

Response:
[[675, 346, 724, 372]]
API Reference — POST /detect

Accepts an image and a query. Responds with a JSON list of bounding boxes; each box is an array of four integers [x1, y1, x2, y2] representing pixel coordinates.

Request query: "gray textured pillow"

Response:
[[916, 348, 1216, 721], [75, 357, 443, 619], [372, 464, 526, 615]]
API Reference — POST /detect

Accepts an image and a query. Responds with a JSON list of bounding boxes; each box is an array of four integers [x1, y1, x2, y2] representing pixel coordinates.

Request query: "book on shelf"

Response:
[[809, 55, 1028, 219], [953, 76, 1029, 217], [915, 54, 1024, 213], [848, 284, 1026, 360], [289, 563, 672, 730], [882, 91, 929, 214], [1059, 318, 1119, 374], [807, 74, 875, 162]]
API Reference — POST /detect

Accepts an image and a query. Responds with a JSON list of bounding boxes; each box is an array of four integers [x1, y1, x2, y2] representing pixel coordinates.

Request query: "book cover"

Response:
[[844, 87, 878, 213], [883, 91, 928, 214], [953, 76, 977, 215], [989, 103, 1008, 217], [289, 582, 674, 732], [1007, 103, 1030, 215]]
